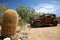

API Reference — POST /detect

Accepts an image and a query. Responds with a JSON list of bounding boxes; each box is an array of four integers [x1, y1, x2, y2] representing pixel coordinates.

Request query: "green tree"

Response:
[[16, 6, 29, 22], [16, 6, 37, 23], [0, 4, 10, 25]]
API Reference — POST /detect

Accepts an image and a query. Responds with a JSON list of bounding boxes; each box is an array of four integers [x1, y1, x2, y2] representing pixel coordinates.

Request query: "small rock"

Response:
[[3, 37, 11, 40]]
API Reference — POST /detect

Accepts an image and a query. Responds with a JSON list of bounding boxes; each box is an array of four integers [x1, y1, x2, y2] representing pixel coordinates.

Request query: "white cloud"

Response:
[[34, 4, 57, 13]]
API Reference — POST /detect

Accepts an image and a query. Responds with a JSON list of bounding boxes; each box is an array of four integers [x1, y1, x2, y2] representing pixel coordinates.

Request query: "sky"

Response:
[[0, 0, 60, 16]]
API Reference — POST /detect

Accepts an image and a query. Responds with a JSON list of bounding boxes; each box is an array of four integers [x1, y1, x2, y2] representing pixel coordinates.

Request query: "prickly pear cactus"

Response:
[[1, 9, 18, 37]]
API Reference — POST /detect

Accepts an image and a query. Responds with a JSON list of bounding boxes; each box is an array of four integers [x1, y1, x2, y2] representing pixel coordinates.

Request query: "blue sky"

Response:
[[0, 0, 60, 16]]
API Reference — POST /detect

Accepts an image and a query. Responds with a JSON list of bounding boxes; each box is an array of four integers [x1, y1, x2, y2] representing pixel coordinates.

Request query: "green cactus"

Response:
[[1, 9, 18, 37]]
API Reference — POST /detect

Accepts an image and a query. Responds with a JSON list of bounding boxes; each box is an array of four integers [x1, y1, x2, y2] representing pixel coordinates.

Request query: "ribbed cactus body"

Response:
[[1, 9, 18, 37]]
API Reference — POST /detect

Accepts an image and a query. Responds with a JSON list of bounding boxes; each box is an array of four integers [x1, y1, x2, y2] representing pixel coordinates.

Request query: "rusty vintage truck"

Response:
[[30, 14, 58, 27]]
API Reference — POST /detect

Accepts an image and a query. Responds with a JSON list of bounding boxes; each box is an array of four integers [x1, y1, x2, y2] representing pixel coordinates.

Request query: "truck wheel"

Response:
[[30, 24, 34, 26], [34, 22, 42, 27], [53, 21, 57, 26]]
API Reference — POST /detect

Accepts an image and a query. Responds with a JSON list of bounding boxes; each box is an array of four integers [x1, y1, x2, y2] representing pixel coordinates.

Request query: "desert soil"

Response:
[[0, 24, 60, 40], [28, 24, 60, 40]]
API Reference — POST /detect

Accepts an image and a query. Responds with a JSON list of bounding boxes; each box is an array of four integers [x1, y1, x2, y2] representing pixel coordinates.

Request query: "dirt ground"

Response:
[[28, 24, 60, 40], [0, 24, 60, 40]]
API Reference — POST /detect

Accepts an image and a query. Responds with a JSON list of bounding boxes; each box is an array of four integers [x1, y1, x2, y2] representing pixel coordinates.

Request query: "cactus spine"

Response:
[[1, 9, 18, 37]]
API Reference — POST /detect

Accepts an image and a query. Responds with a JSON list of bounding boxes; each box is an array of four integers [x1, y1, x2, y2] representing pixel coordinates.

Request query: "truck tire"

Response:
[[30, 24, 34, 26], [52, 21, 57, 26], [34, 22, 42, 27]]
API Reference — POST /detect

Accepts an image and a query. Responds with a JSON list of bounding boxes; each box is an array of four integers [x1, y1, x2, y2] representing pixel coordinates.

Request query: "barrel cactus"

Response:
[[1, 9, 18, 38]]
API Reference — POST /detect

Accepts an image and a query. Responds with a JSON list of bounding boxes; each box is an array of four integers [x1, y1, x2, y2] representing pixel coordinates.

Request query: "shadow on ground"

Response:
[[31, 25, 56, 28]]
